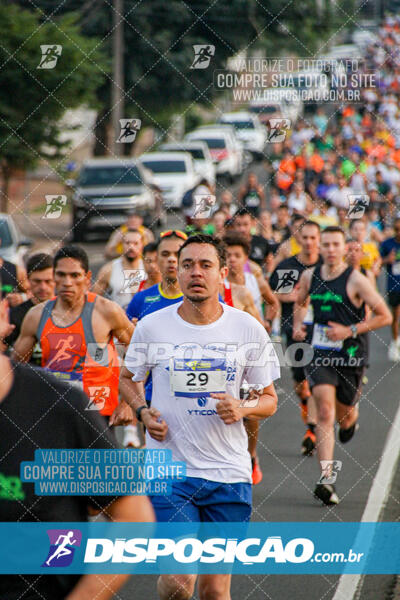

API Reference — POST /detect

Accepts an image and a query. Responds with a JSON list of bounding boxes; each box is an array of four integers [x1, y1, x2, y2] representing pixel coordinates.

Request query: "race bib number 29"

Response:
[[312, 324, 343, 351], [170, 358, 227, 398]]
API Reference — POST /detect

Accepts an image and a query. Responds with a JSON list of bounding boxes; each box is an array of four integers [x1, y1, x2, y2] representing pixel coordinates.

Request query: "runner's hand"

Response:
[[211, 392, 243, 424], [5, 293, 24, 308], [0, 299, 14, 343], [293, 324, 307, 341], [142, 407, 168, 441], [109, 400, 134, 426], [327, 321, 351, 341]]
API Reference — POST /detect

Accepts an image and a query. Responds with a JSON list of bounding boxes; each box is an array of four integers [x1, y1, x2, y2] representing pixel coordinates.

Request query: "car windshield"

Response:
[[223, 120, 255, 130], [78, 166, 143, 186], [142, 160, 187, 173], [0, 219, 13, 248], [250, 105, 279, 114], [197, 138, 226, 149], [165, 148, 205, 160]]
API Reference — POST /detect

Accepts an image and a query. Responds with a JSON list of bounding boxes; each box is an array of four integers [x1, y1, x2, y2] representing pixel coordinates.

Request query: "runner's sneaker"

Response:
[[122, 424, 142, 448], [301, 429, 316, 456], [338, 422, 359, 443], [314, 483, 339, 506], [251, 456, 263, 485], [388, 340, 400, 362]]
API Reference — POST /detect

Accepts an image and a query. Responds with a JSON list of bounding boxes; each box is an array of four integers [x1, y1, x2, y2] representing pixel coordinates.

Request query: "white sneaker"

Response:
[[388, 341, 400, 362], [122, 425, 142, 448]]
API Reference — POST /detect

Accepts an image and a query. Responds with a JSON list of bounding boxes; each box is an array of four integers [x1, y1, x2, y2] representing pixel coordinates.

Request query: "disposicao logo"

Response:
[[42, 529, 82, 567]]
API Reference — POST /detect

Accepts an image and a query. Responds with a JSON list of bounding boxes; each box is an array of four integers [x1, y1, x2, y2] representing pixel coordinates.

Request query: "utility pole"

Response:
[[111, 0, 124, 156]]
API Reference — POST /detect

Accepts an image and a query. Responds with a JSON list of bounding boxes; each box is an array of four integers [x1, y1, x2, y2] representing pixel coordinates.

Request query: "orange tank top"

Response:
[[37, 292, 119, 416]]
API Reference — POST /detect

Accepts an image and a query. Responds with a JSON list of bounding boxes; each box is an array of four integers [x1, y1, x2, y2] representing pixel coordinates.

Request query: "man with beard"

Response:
[[93, 229, 146, 310]]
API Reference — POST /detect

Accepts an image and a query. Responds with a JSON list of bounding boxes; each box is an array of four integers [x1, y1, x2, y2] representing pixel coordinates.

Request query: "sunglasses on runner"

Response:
[[160, 230, 188, 240]]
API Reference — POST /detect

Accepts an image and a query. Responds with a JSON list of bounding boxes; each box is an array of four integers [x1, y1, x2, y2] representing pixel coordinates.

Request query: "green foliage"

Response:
[[0, 4, 108, 175]]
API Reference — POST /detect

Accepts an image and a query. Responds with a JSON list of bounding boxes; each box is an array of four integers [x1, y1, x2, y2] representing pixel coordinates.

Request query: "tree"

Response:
[[0, 5, 108, 212], [12, 0, 352, 156]]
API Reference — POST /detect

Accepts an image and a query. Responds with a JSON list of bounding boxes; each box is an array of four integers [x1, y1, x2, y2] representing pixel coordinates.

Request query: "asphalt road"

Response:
[[13, 162, 400, 600]]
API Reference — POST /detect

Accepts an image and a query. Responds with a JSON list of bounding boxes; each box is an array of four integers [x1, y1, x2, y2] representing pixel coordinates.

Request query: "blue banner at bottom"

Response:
[[0, 522, 398, 574]]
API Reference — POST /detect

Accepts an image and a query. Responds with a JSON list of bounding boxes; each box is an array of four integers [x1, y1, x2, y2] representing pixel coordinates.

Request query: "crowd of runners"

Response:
[[1, 13, 400, 600]]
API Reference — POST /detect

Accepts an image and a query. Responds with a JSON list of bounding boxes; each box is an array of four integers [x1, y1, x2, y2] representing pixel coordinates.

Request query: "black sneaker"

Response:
[[338, 422, 359, 443], [314, 483, 339, 506], [301, 429, 316, 456]]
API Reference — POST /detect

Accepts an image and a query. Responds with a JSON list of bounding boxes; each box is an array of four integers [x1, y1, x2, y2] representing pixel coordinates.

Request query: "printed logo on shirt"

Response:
[[0, 473, 25, 501], [42, 529, 82, 567]]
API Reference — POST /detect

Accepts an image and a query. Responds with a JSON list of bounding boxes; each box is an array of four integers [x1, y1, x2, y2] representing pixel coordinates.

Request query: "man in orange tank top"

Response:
[[12, 246, 134, 424]]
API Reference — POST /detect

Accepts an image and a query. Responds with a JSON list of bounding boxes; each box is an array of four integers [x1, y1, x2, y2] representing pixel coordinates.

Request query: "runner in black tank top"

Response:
[[292, 226, 392, 506]]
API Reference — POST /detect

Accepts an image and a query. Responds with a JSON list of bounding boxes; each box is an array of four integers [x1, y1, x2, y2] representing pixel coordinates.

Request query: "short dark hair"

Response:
[[26, 253, 53, 276], [143, 242, 158, 255], [234, 207, 253, 220], [53, 245, 89, 272], [223, 233, 251, 256], [321, 226, 346, 237], [278, 204, 289, 211], [302, 220, 321, 232], [177, 234, 226, 267], [292, 213, 305, 224]]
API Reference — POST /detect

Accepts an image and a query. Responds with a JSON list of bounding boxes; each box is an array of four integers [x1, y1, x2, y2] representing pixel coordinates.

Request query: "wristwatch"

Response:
[[136, 405, 148, 422], [350, 324, 358, 339]]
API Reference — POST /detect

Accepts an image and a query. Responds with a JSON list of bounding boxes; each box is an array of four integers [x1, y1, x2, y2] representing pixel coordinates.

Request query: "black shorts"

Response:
[[388, 291, 400, 307], [305, 365, 364, 407]]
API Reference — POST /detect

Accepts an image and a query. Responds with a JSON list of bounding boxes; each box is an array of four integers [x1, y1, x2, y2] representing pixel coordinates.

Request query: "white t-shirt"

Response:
[[125, 302, 280, 483]]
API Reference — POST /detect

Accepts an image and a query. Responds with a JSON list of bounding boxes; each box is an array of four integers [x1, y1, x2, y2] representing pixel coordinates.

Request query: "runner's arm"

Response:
[[119, 366, 168, 441], [292, 268, 312, 338], [346, 270, 392, 335], [106, 300, 135, 348], [250, 262, 279, 319], [104, 229, 123, 260], [91, 263, 112, 297], [270, 240, 290, 270], [65, 495, 155, 600], [11, 305, 42, 362], [242, 287, 264, 325]]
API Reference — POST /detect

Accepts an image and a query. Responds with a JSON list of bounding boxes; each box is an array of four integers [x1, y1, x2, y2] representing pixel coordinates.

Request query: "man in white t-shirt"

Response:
[[121, 234, 280, 600]]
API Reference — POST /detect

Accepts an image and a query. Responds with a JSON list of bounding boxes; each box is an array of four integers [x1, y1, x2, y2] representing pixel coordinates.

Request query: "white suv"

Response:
[[159, 141, 215, 185], [218, 112, 267, 160], [140, 152, 200, 209], [185, 127, 242, 181]]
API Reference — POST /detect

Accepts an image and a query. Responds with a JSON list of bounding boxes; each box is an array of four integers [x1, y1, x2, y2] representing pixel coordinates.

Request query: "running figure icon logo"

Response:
[[318, 460, 342, 484], [347, 194, 370, 219], [190, 45, 215, 69], [43, 195, 67, 219], [116, 119, 141, 143], [267, 118, 291, 143], [37, 45, 62, 69], [45, 333, 82, 371], [86, 386, 110, 411], [275, 269, 299, 293], [42, 529, 82, 567], [193, 194, 216, 219]]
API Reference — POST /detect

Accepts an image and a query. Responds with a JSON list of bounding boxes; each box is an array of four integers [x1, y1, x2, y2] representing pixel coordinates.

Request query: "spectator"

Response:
[[104, 213, 154, 260]]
